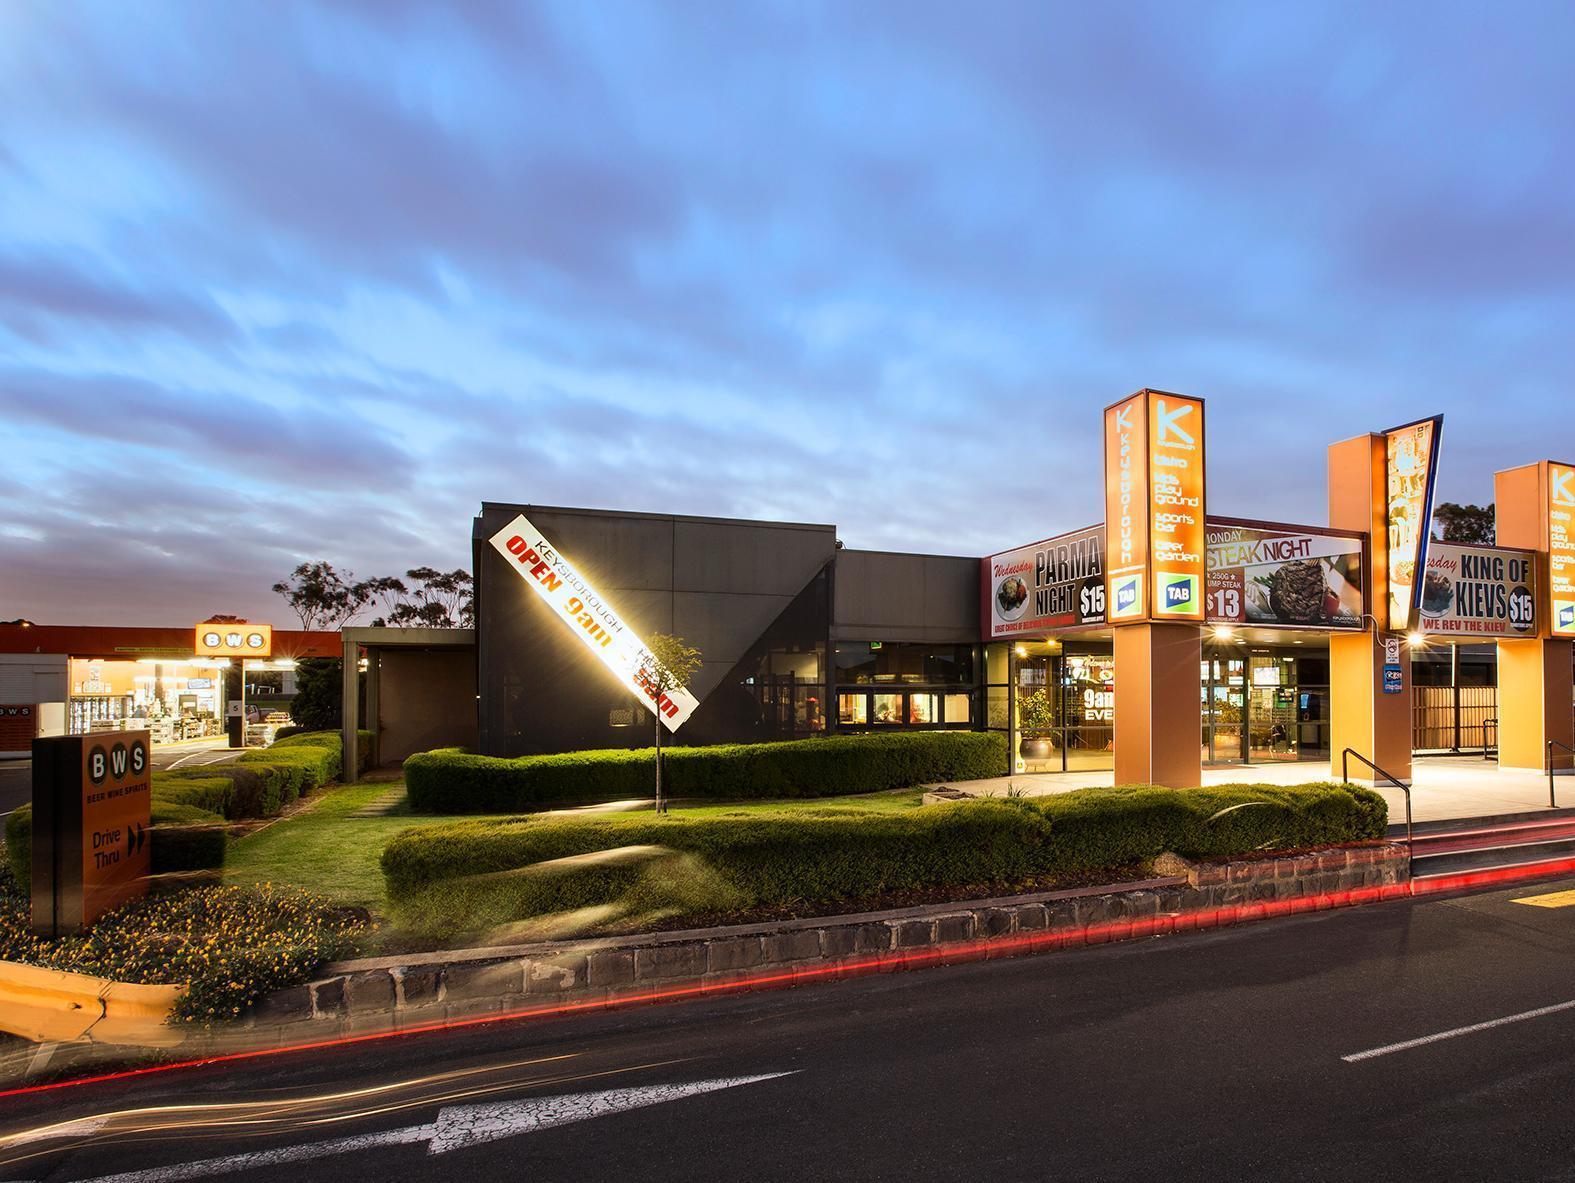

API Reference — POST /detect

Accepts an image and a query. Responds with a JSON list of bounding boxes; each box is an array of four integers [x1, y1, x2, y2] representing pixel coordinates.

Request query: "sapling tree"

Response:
[[642, 633, 702, 814]]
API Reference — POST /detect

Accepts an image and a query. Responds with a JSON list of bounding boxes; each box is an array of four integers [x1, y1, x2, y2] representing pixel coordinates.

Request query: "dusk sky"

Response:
[[3, 1, 1574, 625]]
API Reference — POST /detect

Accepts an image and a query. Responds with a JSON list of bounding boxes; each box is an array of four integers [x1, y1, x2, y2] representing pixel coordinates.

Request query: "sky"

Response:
[[3, 1, 1574, 625]]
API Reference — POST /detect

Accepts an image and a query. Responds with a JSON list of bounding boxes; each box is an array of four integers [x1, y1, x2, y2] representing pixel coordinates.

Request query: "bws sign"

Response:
[[31, 730, 152, 935], [195, 622, 272, 657], [1103, 389, 1207, 624], [489, 514, 700, 730]]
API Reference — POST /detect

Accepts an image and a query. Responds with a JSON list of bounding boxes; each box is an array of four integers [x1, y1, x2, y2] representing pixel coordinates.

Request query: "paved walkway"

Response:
[[936, 757, 1571, 825]]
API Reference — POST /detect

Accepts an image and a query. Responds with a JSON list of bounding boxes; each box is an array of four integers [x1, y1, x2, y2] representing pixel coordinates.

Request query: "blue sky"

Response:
[[3, 1, 1574, 624]]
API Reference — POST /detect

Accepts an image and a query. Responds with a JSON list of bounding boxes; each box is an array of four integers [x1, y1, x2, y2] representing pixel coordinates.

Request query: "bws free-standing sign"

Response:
[[1549, 462, 1575, 636], [489, 514, 700, 730], [1103, 390, 1206, 623], [1384, 416, 1443, 632], [31, 731, 151, 935]]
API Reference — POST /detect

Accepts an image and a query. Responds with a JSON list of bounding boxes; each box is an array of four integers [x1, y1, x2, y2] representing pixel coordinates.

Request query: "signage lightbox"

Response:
[[195, 622, 272, 658], [1550, 462, 1575, 636], [1103, 389, 1206, 624], [1419, 543, 1536, 638], [984, 524, 1106, 637], [1384, 416, 1443, 632], [1204, 520, 1364, 629], [488, 513, 700, 730]]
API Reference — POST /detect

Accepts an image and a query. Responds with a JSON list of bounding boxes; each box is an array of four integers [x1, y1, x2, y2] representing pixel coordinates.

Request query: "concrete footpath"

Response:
[[938, 755, 1569, 824]]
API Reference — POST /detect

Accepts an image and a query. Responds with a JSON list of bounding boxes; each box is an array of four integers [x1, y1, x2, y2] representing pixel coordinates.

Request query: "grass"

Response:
[[224, 781, 928, 910]]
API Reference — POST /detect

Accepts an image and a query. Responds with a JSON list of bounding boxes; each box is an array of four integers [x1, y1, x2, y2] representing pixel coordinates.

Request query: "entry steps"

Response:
[[1397, 808, 1575, 883]]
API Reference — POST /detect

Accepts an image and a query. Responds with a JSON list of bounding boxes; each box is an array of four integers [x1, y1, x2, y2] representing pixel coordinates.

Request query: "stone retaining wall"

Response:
[[243, 843, 1409, 1042]]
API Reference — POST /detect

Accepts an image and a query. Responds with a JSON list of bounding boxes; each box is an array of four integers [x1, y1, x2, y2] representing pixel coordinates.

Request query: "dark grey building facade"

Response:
[[473, 502, 984, 757]]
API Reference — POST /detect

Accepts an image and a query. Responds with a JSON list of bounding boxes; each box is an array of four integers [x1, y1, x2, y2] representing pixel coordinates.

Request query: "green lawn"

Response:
[[225, 782, 929, 909]]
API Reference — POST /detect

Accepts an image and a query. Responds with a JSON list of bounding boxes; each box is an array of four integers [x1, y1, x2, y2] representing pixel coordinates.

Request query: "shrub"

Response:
[[272, 725, 305, 741], [405, 731, 1009, 813], [289, 657, 342, 731], [0, 868, 363, 1025], [153, 730, 373, 821], [6, 800, 228, 889], [380, 781, 1386, 937]]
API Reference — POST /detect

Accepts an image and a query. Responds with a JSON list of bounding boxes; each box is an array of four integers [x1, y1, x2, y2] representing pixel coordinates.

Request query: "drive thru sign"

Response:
[[489, 513, 700, 731]]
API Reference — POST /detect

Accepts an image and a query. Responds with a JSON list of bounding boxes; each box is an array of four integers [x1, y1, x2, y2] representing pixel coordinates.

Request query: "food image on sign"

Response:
[[1384, 416, 1442, 631], [1419, 543, 1537, 637], [1550, 462, 1575, 637], [1205, 523, 1363, 628], [985, 525, 1106, 637], [489, 513, 700, 731]]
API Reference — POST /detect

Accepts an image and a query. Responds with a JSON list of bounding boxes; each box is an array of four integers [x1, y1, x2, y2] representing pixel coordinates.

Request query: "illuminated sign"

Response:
[[1550, 462, 1575, 637], [1103, 389, 1206, 624], [1384, 416, 1443, 631], [1419, 543, 1536, 638], [195, 622, 272, 657], [489, 513, 700, 731], [30, 731, 152, 935], [1205, 521, 1364, 629], [983, 524, 1105, 637]]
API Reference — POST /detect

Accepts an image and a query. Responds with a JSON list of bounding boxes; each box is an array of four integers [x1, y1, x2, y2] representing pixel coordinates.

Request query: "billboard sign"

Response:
[[1550, 462, 1575, 636], [1204, 521, 1364, 628], [195, 622, 272, 658], [1418, 543, 1536, 638], [1384, 416, 1443, 631], [488, 513, 700, 731], [1103, 389, 1206, 624], [984, 525, 1106, 637], [30, 731, 152, 935]]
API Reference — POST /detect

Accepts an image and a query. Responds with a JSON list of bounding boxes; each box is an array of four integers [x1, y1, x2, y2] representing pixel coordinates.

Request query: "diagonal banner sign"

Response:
[[489, 513, 700, 731]]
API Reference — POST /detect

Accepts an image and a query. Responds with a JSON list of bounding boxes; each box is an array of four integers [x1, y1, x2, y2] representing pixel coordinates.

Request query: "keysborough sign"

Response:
[[489, 514, 700, 730]]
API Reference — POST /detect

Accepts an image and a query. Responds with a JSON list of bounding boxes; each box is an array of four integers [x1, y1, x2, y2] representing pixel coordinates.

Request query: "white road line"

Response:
[[1342, 998, 1575, 1063]]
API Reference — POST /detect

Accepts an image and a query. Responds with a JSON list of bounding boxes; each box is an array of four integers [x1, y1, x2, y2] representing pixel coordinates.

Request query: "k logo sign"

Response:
[[1155, 399, 1195, 446], [1553, 466, 1575, 507]]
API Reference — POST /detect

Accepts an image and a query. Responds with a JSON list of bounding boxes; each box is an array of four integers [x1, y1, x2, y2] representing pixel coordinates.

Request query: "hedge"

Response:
[[155, 730, 374, 820], [380, 781, 1387, 937], [404, 731, 1009, 813], [6, 800, 228, 889]]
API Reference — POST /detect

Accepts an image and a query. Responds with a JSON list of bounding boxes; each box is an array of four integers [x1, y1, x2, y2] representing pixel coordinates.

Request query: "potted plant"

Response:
[[1017, 688, 1056, 761]]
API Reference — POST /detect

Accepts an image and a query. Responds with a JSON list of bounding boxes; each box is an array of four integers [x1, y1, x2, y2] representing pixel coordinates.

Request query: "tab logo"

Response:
[[1157, 573, 1199, 615], [1112, 574, 1142, 618], [1560, 603, 1575, 630], [1156, 399, 1195, 446]]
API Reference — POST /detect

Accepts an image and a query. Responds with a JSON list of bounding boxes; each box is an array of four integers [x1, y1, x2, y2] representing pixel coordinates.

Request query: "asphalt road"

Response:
[[8, 877, 1575, 1181], [0, 743, 240, 820]]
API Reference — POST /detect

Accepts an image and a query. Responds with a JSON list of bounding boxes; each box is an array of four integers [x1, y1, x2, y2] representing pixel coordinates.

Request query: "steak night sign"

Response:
[[489, 514, 700, 730]]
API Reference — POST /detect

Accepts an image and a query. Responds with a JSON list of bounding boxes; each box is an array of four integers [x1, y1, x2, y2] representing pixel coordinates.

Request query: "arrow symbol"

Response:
[[55, 1074, 795, 1182]]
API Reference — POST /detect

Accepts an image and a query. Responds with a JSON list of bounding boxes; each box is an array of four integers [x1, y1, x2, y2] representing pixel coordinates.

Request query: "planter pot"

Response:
[[1019, 737, 1053, 761]]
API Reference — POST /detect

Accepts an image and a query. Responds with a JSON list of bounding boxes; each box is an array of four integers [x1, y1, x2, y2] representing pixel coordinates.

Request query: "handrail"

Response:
[[1548, 740, 1575, 809], [1482, 717, 1498, 761], [1342, 748, 1412, 876]]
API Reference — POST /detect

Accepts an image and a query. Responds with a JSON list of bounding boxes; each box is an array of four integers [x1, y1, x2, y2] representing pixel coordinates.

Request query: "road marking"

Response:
[[1342, 999, 1575, 1062], [1511, 888, 1575, 908], [51, 1073, 795, 1181]]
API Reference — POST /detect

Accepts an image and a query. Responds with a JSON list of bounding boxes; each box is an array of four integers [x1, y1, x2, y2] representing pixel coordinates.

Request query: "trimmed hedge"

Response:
[[404, 732, 1009, 813], [154, 730, 373, 821], [6, 800, 228, 888], [380, 781, 1387, 936]]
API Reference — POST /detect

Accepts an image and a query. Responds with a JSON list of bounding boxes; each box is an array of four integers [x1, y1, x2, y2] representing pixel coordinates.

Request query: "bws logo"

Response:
[[1112, 574, 1142, 618], [87, 739, 148, 786], [1157, 574, 1199, 615], [1155, 399, 1195, 446], [1553, 466, 1575, 507]]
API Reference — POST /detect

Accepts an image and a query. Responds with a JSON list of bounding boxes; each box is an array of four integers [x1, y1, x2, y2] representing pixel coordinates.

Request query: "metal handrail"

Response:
[[1342, 748, 1413, 875], [1482, 717, 1498, 761], [1548, 740, 1575, 809]]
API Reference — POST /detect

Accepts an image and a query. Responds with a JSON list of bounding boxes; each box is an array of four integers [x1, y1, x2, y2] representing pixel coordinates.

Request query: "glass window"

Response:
[[908, 693, 938, 724], [872, 693, 903, 724], [834, 643, 975, 686], [838, 692, 867, 724], [943, 693, 972, 725]]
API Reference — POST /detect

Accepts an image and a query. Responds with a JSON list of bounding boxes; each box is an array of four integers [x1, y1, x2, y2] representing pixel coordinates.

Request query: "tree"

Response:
[[271, 562, 371, 630], [1432, 503, 1496, 546], [642, 634, 702, 815], [289, 657, 342, 731], [385, 568, 474, 628]]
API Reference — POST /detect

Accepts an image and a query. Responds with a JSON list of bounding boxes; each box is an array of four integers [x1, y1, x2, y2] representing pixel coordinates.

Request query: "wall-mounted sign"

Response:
[[1418, 543, 1536, 637], [1205, 521, 1364, 629], [0, 704, 36, 754], [195, 622, 271, 658], [1103, 390, 1206, 624], [1384, 416, 1443, 632], [1549, 462, 1575, 636], [30, 731, 151, 935], [489, 513, 699, 731], [1382, 665, 1404, 695], [984, 524, 1106, 637]]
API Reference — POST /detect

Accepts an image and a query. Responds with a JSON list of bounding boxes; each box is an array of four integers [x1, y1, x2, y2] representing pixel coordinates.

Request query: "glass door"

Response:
[[1203, 656, 1246, 763]]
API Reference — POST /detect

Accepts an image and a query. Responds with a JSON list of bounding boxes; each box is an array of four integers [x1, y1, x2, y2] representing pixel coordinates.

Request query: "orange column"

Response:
[[1494, 463, 1575, 771], [1328, 434, 1413, 784], [1113, 623, 1202, 787]]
